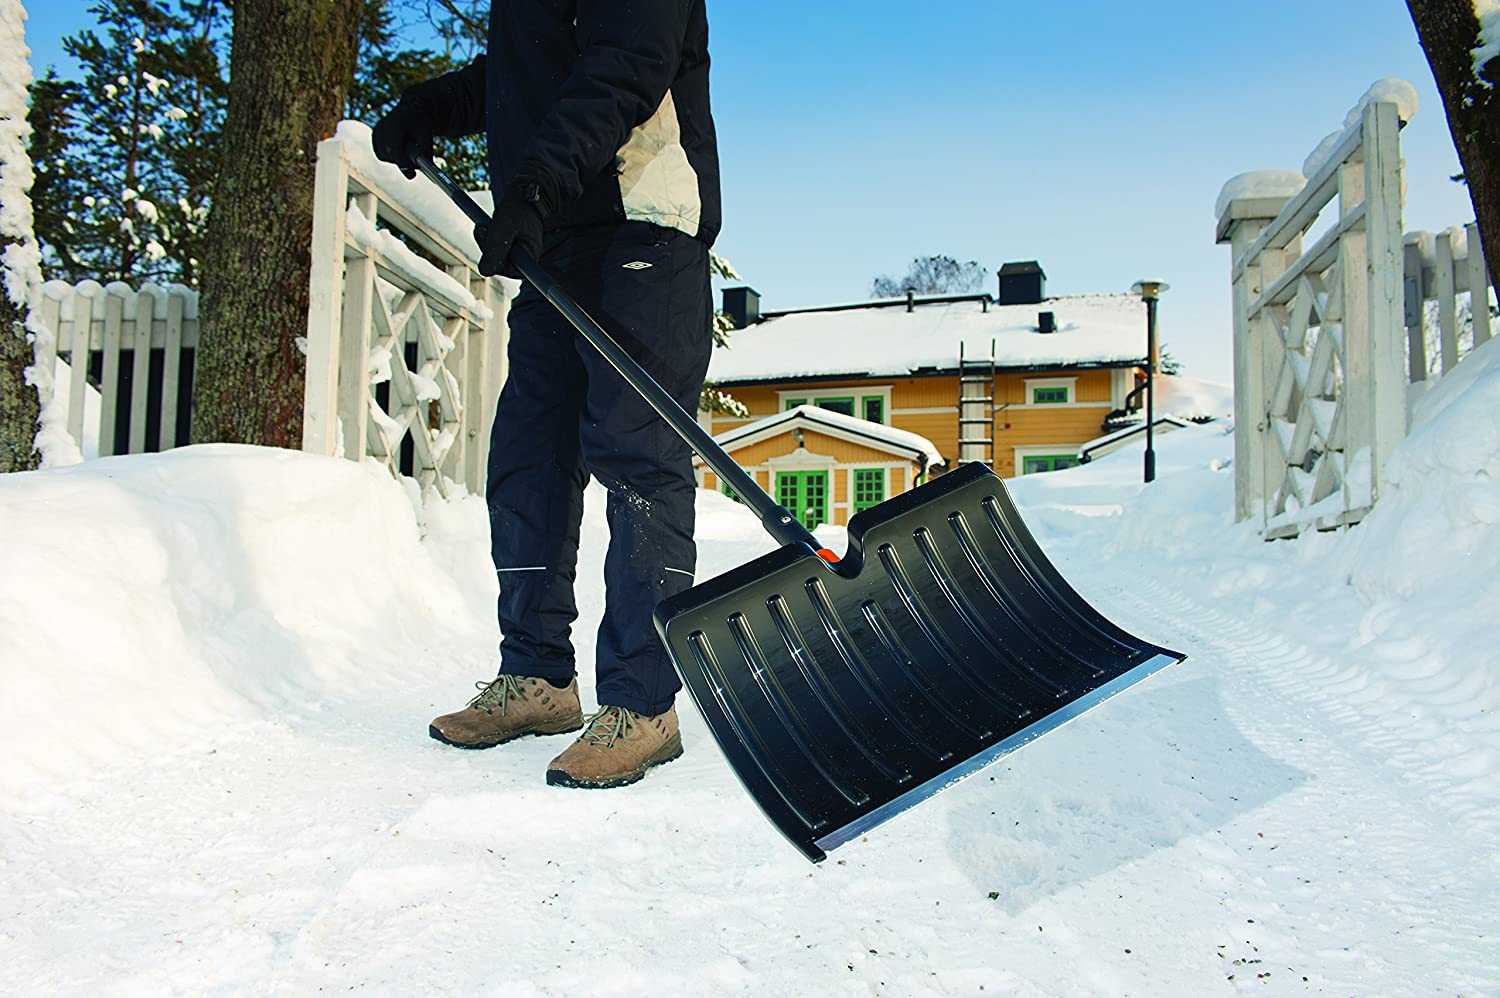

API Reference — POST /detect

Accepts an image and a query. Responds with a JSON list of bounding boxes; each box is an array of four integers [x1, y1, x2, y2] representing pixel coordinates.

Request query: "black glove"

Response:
[[476, 180, 550, 279], [372, 96, 434, 180], [372, 61, 486, 179]]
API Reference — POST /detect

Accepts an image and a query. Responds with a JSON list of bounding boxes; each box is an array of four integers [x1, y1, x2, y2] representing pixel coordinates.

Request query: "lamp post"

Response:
[[1129, 280, 1169, 484]]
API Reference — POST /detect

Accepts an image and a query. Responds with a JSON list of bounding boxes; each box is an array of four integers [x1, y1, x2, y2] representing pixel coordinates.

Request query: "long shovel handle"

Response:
[[412, 153, 823, 554]]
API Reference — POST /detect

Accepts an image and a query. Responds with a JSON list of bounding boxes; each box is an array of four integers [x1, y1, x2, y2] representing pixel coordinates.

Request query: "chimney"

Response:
[[906, 289, 915, 313], [997, 261, 1046, 306], [722, 286, 760, 329], [1038, 310, 1056, 334]]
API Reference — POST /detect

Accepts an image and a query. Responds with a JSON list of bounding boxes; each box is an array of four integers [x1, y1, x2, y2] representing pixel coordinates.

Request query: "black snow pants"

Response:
[[487, 221, 711, 716]]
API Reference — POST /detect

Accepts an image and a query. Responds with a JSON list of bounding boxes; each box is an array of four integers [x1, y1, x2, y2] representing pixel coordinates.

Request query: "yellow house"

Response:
[[700, 263, 1154, 526]]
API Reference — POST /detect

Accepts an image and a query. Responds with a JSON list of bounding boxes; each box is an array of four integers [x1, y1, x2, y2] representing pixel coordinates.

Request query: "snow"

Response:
[[331, 121, 515, 309], [344, 200, 493, 320], [714, 403, 945, 466], [1476, 0, 1499, 82], [1213, 169, 1305, 220], [1302, 78, 1419, 179], [709, 294, 1148, 384], [2, 353, 1499, 990]]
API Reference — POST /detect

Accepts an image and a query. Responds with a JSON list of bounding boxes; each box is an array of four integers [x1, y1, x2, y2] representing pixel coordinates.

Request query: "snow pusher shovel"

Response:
[[416, 154, 1185, 863]]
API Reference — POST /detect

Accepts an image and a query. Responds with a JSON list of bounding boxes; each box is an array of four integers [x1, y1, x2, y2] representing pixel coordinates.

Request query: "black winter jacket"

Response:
[[423, 0, 721, 247]]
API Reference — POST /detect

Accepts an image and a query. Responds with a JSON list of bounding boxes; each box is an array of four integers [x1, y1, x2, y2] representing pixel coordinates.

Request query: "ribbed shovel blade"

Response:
[[655, 462, 1184, 863]]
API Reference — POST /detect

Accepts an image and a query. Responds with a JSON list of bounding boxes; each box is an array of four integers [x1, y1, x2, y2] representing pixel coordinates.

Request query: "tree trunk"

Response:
[[1408, 0, 1500, 293], [0, 269, 41, 473], [1, 1, 42, 473], [191, 0, 360, 447]]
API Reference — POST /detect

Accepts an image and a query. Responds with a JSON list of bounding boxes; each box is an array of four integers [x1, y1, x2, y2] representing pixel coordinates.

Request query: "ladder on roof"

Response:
[[957, 339, 996, 467]]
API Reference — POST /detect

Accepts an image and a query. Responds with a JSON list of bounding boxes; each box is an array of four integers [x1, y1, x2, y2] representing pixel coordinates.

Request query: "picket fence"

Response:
[[1217, 86, 1493, 539], [36, 280, 199, 457], [35, 131, 514, 495]]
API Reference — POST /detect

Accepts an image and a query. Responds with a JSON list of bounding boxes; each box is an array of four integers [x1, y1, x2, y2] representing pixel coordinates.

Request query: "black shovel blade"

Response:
[[655, 461, 1183, 863]]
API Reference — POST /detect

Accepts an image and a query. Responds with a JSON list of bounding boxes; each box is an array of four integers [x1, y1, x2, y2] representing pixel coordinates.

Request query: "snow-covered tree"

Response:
[[33, 0, 226, 284], [1407, 1, 1500, 293], [1, 0, 75, 471]]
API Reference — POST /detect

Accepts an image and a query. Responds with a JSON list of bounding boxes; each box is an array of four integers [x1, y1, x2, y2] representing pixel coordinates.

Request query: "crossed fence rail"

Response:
[[33, 128, 514, 497]]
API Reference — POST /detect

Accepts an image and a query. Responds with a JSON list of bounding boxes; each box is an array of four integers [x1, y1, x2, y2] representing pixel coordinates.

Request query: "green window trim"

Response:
[[1031, 386, 1070, 405], [784, 397, 808, 411], [860, 394, 886, 423], [1021, 453, 1081, 475], [852, 468, 886, 512]]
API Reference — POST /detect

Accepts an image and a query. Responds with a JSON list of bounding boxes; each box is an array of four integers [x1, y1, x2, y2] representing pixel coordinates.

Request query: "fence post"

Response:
[[70, 290, 94, 443], [301, 137, 350, 457], [1218, 196, 1290, 524], [159, 289, 185, 451], [338, 191, 376, 463], [1467, 222, 1491, 349], [1357, 100, 1408, 509], [1435, 230, 1459, 374]]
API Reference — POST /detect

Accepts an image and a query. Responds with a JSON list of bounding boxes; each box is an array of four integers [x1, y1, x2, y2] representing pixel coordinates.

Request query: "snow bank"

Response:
[[0, 446, 496, 807], [1302, 78, 1419, 179], [1213, 170, 1305, 220]]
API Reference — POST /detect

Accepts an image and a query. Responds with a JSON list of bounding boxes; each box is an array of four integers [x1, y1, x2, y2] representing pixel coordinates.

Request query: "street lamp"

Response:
[[1129, 280, 1169, 484]]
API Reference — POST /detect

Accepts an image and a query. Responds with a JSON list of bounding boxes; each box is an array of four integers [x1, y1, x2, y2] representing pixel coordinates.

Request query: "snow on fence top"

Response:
[[1301, 78, 1418, 179], [707, 293, 1148, 384], [329, 122, 486, 265], [42, 278, 199, 319]]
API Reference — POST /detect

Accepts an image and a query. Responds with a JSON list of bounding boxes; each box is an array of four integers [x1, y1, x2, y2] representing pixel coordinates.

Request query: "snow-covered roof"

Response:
[[1079, 416, 1190, 461], [708, 294, 1148, 384], [713, 404, 944, 467]]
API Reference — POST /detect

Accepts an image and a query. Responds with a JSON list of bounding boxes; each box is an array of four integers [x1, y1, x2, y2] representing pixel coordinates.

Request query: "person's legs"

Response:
[[488, 283, 590, 685], [566, 222, 712, 716]]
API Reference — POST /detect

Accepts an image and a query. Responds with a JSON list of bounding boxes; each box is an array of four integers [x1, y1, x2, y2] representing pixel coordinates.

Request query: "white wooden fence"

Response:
[[1217, 87, 1494, 539], [36, 280, 199, 457], [301, 130, 514, 496]]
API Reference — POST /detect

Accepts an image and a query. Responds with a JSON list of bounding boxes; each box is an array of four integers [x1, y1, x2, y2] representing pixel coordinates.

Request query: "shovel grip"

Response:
[[410, 152, 823, 553]]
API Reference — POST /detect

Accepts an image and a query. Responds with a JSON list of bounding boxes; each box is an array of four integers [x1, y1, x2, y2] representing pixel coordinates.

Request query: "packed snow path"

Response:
[[3, 414, 1497, 993]]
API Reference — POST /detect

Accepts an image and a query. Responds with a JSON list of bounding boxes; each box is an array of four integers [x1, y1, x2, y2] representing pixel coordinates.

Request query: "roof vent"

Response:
[[998, 261, 1046, 306], [906, 289, 915, 313], [1038, 310, 1056, 334]]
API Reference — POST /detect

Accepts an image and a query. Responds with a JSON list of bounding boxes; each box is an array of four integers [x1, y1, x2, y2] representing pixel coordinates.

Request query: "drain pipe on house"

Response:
[[1131, 280, 1169, 484]]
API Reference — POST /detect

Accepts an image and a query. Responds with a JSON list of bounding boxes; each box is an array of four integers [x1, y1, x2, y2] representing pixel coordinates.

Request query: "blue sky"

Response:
[[25, 1, 1475, 381]]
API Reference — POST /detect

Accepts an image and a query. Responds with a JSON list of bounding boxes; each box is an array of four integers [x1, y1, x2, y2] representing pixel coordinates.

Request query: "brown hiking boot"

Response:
[[545, 705, 683, 788], [428, 675, 583, 749]]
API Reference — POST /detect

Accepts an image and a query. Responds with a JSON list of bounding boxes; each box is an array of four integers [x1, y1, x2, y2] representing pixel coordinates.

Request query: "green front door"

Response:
[[776, 471, 829, 529]]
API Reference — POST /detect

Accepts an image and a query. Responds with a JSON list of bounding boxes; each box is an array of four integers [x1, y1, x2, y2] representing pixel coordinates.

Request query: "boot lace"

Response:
[[467, 674, 529, 715], [580, 705, 637, 748]]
